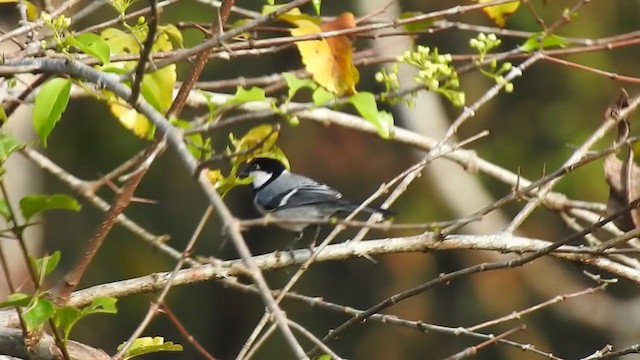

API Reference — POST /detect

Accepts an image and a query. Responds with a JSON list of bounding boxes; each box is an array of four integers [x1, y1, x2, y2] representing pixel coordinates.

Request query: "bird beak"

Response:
[[238, 164, 251, 178]]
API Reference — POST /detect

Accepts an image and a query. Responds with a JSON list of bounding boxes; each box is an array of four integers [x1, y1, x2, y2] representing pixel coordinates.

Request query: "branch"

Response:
[[0, 327, 111, 360], [1, 232, 638, 328]]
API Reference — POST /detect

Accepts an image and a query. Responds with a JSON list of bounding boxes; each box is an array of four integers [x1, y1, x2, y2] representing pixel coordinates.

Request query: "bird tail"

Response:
[[339, 201, 395, 218]]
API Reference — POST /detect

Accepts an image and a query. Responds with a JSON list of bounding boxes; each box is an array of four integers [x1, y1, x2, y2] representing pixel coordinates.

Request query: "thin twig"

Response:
[[159, 303, 217, 360], [441, 325, 526, 360], [128, 0, 159, 103]]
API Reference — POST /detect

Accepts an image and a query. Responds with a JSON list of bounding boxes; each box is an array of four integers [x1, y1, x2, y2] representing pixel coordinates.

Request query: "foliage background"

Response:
[[2, 0, 640, 359]]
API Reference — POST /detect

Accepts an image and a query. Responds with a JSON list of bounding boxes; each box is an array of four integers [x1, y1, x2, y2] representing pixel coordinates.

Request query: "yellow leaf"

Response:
[[109, 102, 152, 138], [101, 24, 178, 138], [286, 12, 358, 96], [25, 1, 38, 21], [0, 0, 39, 21], [476, 0, 520, 27], [141, 65, 176, 112]]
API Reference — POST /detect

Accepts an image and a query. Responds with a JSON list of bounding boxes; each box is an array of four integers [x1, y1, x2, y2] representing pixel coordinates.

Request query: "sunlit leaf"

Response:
[[82, 296, 118, 315], [312, 87, 335, 106], [0, 199, 11, 221], [476, 0, 520, 27], [19, 193, 81, 221], [101, 25, 178, 138], [0, 106, 7, 123], [0, 133, 23, 163], [109, 102, 153, 139], [261, 4, 281, 15], [118, 337, 183, 359], [226, 86, 268, 106], [24, 0, 39, 21], [159, 24, 183, 49], [53, 306, 81, 340], [520, 33, 568, 52], [0, 293, 31, 309], [29, 250, 61, 282], [33, 78, 71, 146], [140, 66, 175, 112], [66, 33, 111, 64], [210, 170, 253, 197], [101, 28, 140, 55], [348, 92, 394, 138], [399, 12, 436, 33], [311, 0, 321, 15], [282, 72, 316, 100], [232, 124, 281, 164], [54, 297, 117, 341], [283, 12, 359, 96], [172, 119, 212, 160], [0, 0, 38, 21], [23, 298, 55, 331]]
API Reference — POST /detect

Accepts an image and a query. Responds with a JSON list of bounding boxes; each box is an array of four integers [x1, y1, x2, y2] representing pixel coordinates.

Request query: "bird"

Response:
[[239, 157, 393, 236]]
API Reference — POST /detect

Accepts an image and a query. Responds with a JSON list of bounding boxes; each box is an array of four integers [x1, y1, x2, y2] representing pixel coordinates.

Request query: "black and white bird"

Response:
[[240, 157, 392, 233]]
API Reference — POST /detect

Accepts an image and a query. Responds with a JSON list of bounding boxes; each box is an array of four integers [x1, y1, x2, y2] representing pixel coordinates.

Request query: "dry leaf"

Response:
[[603, 89, 639, 231], [603, 154, 640, 231], [285, 12, 359, 96], [476, 0, 520, 27]]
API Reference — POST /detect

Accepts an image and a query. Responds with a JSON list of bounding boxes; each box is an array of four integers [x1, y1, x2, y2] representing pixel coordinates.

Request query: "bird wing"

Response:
[[264, 180, 343, 211]]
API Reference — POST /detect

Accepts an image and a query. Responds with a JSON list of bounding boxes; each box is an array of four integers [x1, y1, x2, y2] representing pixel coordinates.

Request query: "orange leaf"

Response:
[[286, 12, 359, 96], [476, 0, 520, 27]]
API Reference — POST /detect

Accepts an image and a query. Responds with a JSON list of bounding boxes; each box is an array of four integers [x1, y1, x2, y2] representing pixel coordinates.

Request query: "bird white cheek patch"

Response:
[[251, 171, 272, 188]]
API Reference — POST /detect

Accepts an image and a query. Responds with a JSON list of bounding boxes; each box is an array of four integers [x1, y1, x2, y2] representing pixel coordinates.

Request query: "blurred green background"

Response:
[[3, 0, 640, 359]]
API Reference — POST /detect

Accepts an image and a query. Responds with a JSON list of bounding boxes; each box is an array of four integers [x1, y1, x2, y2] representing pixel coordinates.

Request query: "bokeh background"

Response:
[[2, 0, 640, 359]]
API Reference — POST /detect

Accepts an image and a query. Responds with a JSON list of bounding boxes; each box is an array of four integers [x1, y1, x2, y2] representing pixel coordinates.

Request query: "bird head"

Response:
[[239, 157, 287, 189]]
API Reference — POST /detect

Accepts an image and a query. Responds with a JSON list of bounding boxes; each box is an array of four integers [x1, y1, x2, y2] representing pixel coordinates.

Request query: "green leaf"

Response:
[[140, 65, 176, 113], [0, 199, 11, 221], [54, 297, 117, 340], [399, 12, 436, 33], [209, 170, 252, 198], [19, 193, 81, 222], [261, 4, 279, 14], [317, 355, 332, 360], [158, 24, 183, 49], [520, 33, 568, 52], [282, 73, 316, 100], [312, 0, 321, 15], [231, 124, 282, 165], [118, 337, 183, 359], [226, 86, 268, 106], [82, 296, 118, 316], [66, 33, 111, 64], [0, 106, 7, 123], [101, 28, 141, 56], [0, 292, 31, 309], [348, 92, 394, 138], [312, 87, 335, 106], [53, 306, 81, 340], [0, 133, 23, 162], [33, 78, 71, 146], [30, 251, 61, 282], [23, 298, 55, 331], [172, 119, 212, 160]]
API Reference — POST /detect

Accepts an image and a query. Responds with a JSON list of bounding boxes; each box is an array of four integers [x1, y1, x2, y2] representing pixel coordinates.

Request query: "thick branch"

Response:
[[0, 327, 111, 360]]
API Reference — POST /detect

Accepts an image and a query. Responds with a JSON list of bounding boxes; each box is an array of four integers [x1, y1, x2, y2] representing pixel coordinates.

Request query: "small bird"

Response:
[[240, 157, 392, 234]]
